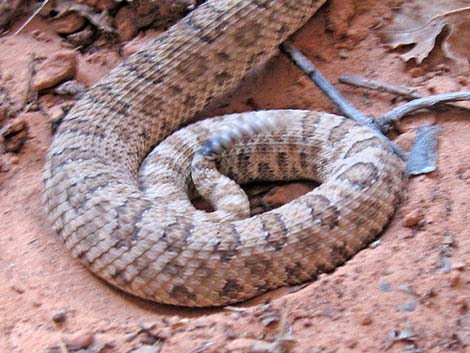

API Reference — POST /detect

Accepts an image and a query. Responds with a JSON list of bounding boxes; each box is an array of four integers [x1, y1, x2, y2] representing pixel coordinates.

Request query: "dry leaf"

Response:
[[380, 0, 470, 71]]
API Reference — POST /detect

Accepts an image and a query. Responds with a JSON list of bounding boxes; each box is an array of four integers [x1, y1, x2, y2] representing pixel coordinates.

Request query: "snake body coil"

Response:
[[43, 0, 404, 307]]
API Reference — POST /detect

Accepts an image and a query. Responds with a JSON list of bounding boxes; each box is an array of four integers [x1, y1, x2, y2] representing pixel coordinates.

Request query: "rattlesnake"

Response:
[[43, 0, 405, 307]]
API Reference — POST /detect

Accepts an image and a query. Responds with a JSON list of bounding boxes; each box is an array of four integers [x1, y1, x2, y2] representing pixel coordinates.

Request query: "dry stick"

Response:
[[280, 42, 408, 161], [339, 75, 470, 122], [14, 0, 50, 36], [281, 43, 375, 127], [339, 75, 422, 100], [376, 91, 470, 128]]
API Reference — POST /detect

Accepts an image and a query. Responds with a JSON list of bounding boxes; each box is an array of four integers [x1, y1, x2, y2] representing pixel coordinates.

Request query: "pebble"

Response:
[[66, 25, 95, 47], [452, 261, 466, 271], [10, 284, 25, 294], [398, 284, 417, 296], [115, 7, 138, 41], [47, 105, 65, 127], [52, 311, 67, 323], [9, 155, 19, 164], [64, 332, 95, 348], [449, 272, 461, 288], [33, 51, 78, 91], [456, 315, 470, 345], [338, 49, 349, 59], [128, 345, 161, 353], [54, 80, 86, 98], [0, 106, 5, 122], [379, 280, 392, 292], [457, 75, 468, 86], [51, 12, 86, 34], [409, 67, 426, 78], [402, 209, 424, 227], [456, 296, 468, 314], [344, 338, 357, 348], [398, 300, 417, 312], [0, 119, 28, 153], [0, 158, 8, 172], [361, 314, 373, 326]]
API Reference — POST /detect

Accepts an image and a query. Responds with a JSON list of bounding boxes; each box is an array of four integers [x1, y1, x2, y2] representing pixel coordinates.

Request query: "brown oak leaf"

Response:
[[380, 0, 470, 71]]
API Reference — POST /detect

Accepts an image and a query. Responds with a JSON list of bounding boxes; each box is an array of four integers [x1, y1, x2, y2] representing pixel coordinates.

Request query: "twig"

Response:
[[14, 0, 50, 36], [280, 42, 408, 161], [339, 75, 470, 116], [376, 91, 470, 129], [281, 42, 375, 127], [339, 75, 422, 100]]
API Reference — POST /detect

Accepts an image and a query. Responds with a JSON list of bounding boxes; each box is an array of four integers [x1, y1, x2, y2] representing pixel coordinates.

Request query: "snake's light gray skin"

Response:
[[43, 0, 405, 307]]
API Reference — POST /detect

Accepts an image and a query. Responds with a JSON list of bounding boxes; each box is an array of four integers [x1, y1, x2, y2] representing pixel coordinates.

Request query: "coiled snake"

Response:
[[43, 0, 405, 307]]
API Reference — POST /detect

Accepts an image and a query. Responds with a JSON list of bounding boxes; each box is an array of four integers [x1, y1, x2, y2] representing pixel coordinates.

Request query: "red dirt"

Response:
[[1, 1, 469, 352]]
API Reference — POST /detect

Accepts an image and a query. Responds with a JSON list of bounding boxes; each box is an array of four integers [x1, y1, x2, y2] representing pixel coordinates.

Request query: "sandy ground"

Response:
[[1, 1, 469, 352]]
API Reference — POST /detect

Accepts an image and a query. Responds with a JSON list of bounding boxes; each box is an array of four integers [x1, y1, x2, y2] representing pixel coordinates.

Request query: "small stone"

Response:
[[361, 314, 373, 326], [369, 239, 382, 249], [9, 155, 19, 164], [456, 315, 470, 345], [402, 209, 424, 227], [338, 49, 349, 59], [33, 51, 78, 91], [128, 345, 161, 353], [458, 76, 468, 86], [10, 284, 25, 294], [435, 63, 450, 72], [31, 296, 42, 307], [0, 158, 8, 172], [452, 261, 466, 271], [397, 324, 416, 340], [66, 25, 95, 47], [139, 321, 156, 332], [0, 119, 28, 153], [115, 7, 138, 41], [345, 338, 357, 348], [48, 105, 65, 126], [456, 296, 468, 313], [51, 12, 86, 34], [398, 300, 417, 312], [379, 280, 392, 292], [64, 332, 95, 348], [54, 80, 86, 97], [450, 272, 461, 288], [52, 311, 67, 324], [399, 284, 417, 296], [409, 67, 426, 78]]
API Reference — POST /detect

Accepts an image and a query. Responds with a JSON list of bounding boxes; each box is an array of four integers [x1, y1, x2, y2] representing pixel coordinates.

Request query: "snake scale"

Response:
[[43, 0, 405, 307]]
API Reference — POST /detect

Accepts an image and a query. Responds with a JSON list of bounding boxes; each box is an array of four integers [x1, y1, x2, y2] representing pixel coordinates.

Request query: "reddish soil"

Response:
[[1, 1, 469, 353]]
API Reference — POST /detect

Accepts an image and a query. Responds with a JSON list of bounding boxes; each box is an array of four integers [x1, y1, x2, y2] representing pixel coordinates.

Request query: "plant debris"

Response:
[[380, 0, 470, 71]]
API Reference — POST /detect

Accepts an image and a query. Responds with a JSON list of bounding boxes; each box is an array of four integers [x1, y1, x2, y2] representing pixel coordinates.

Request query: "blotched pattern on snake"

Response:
[[43, 0, 405, 307]]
